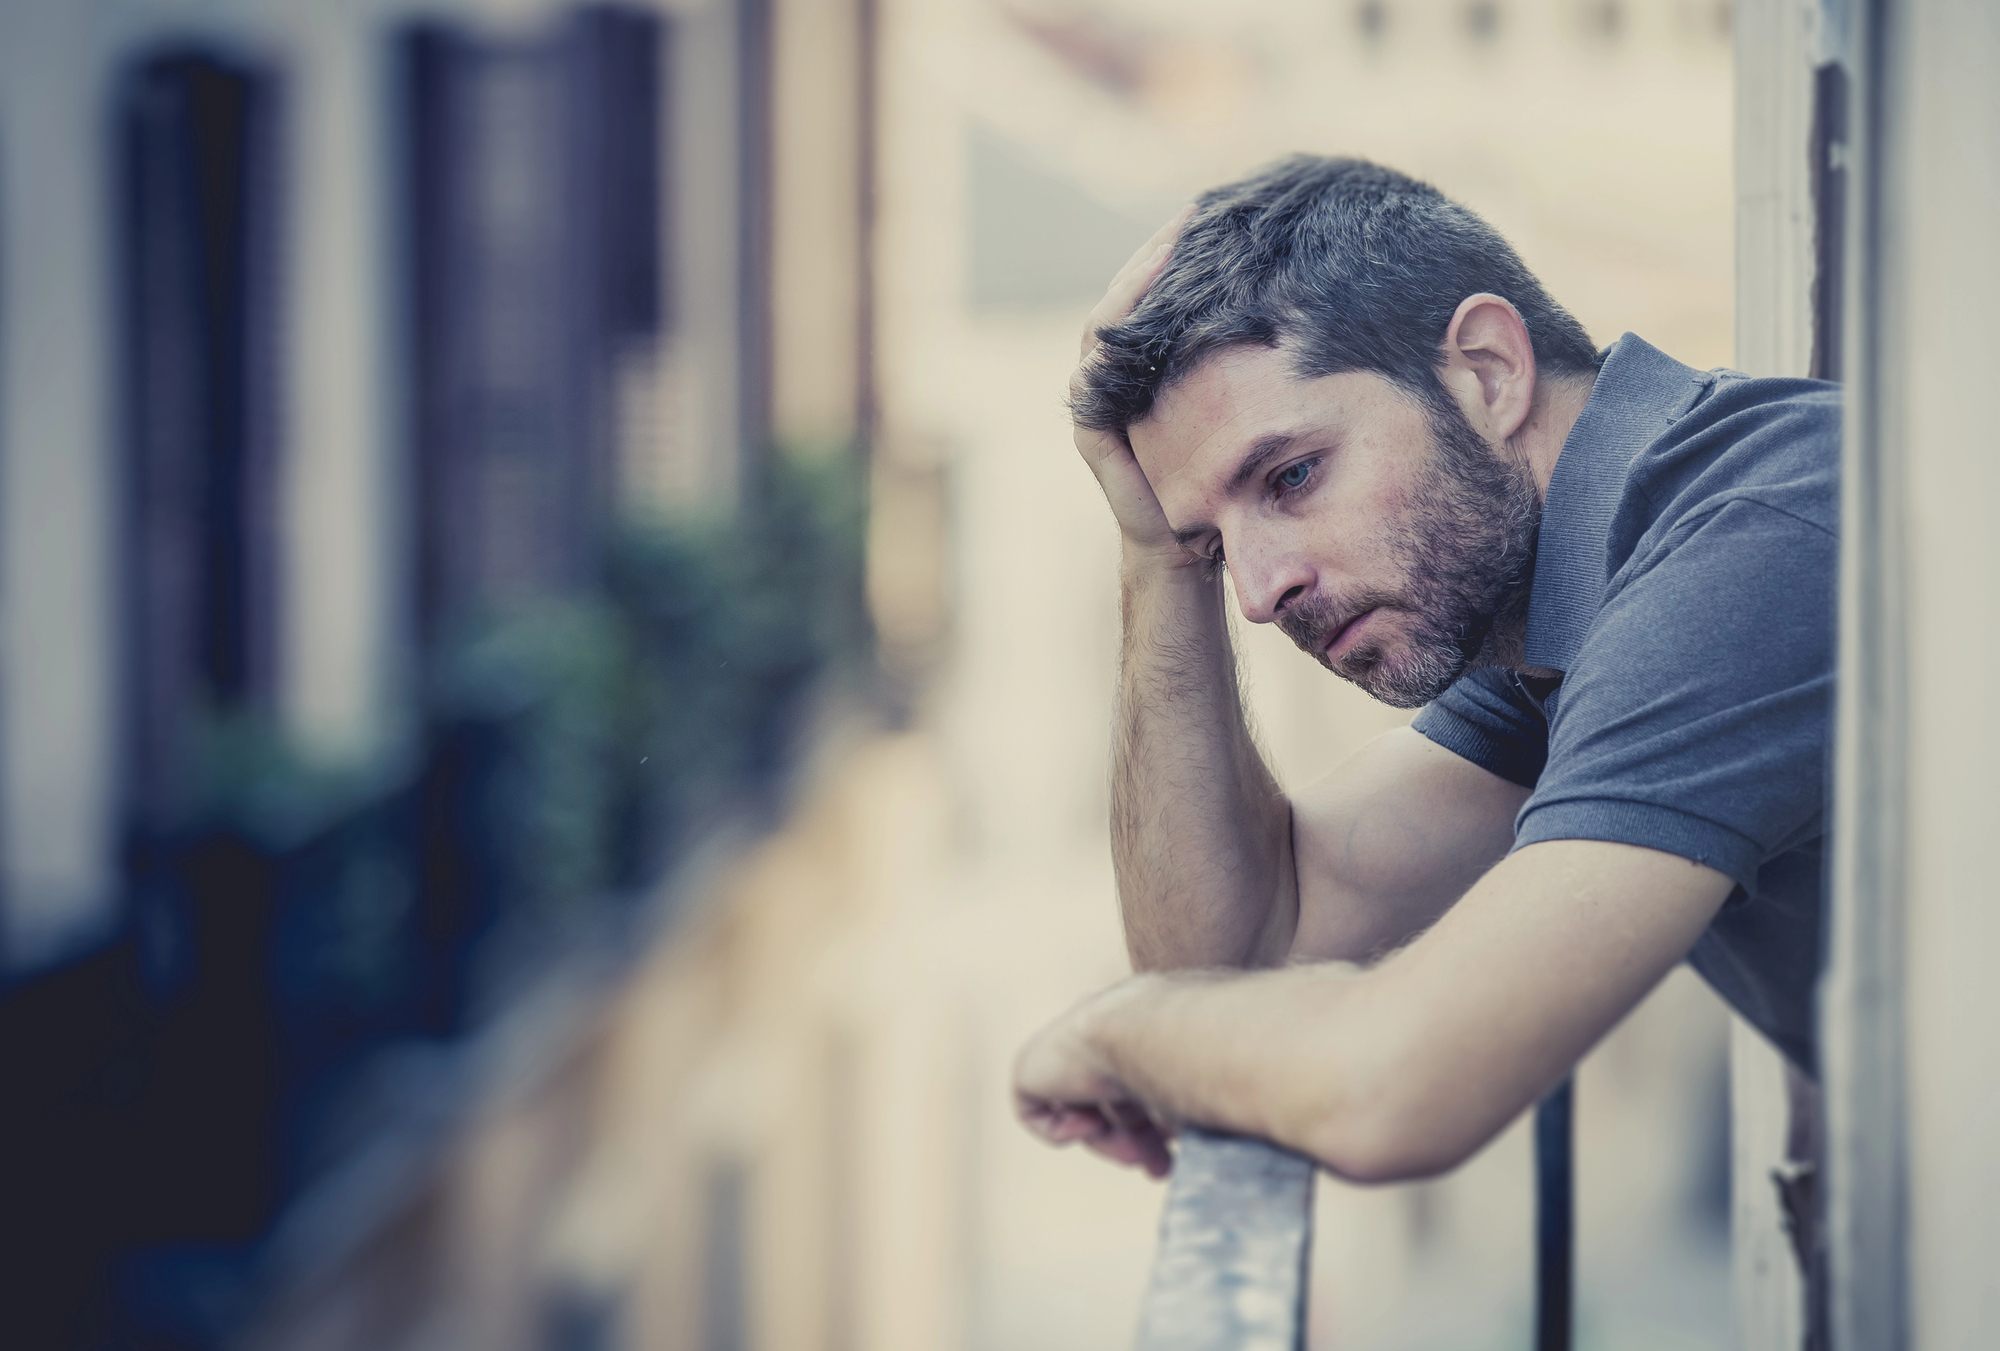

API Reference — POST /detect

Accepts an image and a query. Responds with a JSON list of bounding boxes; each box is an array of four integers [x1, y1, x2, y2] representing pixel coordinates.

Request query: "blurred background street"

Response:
[[0, 1, 1737, 1347]]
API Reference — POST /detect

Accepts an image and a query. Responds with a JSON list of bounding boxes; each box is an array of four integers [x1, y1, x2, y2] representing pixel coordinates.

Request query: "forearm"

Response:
[[1049, 842, 1734, 1182], [1075, 952, 1557, 1184], [1285, 730, 1529, 964], [1079, 964, 1407, 1179], [1113, 554, 1295, 970]]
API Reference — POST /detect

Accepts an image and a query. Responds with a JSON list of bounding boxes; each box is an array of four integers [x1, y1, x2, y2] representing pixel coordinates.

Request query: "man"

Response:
[[1011, 156, 1836, 1186]]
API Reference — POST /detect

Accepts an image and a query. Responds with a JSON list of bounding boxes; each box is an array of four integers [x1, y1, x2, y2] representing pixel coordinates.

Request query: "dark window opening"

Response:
[[117, 47, 282, 832], [401, 6, 664, 646]]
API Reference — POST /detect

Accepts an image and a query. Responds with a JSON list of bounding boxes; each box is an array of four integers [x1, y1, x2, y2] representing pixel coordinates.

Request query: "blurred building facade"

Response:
[[2, 0, 875, 1344], [0, 1, 1776, 1349]]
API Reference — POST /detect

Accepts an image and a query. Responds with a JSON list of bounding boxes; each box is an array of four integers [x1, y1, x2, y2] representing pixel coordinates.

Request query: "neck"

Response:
[[1516, 372, 1597, 503], [1480, 607, 1561, 682], [1487, 370, 1595, 680]]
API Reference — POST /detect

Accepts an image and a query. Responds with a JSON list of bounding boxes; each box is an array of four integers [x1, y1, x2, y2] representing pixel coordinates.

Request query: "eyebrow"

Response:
[[1228, 432, 1301, 490], [1170, 432, 1305, 549]]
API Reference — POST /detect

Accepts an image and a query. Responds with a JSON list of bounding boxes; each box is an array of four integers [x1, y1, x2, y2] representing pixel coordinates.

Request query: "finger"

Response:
[[1103, 1097, 1150, 1134], [1082, 1132, 1143, 1167], [1104, 1101, 1175, 1178], [1133, 1124, 1174, 1179], [1082, 235, 1177, 353], [1105, 202, 1196, 298], [1082, 1121, 1173, 1178], [1079, 247, 1166, 361], [1017, 1097, 1110, 1146], [1072, 417, 1155, 501], [1045, 1106, 1110, 1144], [1080, 202, 1198, 358]]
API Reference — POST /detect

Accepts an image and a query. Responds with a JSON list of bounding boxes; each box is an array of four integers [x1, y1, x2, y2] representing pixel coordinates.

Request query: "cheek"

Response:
[[1305, 462, 1414, 571], [1352, 454, 1416, 519]]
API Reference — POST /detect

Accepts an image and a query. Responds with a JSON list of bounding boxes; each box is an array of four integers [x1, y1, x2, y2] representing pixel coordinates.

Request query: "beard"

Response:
[[1276, 392, 1542, 709]]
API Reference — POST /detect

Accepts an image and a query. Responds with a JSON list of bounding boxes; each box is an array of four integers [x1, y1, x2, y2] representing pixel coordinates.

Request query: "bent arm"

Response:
[[1113, 558, 1293, 970], [1077, 210, 1524, 972], [1114, 595, 1530, 971], [1017, 838, 1733, 1181], [1286, 727, 1530, 963]]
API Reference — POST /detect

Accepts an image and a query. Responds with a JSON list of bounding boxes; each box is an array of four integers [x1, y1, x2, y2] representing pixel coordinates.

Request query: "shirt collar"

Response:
[[1523, 333, 1708, 673]]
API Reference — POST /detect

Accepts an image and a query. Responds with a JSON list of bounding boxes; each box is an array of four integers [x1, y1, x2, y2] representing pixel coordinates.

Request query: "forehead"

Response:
[[1126, 345, 1404, 500]]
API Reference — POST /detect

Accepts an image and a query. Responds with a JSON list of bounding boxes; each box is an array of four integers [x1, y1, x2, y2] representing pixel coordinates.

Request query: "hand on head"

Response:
[[1076, 203, 1196, 365], [1070, 205, 1200, 568]]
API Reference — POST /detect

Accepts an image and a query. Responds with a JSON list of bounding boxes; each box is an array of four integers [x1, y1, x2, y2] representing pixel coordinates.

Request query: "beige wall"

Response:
[[1843, 0, 2000, 1341], [770, 0, 870, 453]]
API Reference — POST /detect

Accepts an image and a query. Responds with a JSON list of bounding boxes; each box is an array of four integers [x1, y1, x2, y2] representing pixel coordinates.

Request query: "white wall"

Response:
[[1822, 0, 2000, 1343], [1878, 0, 2000, 1341], [0, 0, 121, 963], [280, 2, 404, 765]]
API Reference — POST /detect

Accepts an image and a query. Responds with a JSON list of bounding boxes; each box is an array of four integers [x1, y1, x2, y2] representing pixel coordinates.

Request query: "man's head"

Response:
[[1074, 156, 1600, 706]]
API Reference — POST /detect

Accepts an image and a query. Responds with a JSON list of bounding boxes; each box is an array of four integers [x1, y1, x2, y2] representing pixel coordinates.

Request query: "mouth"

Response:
[[1322, 607, 1379, 662]]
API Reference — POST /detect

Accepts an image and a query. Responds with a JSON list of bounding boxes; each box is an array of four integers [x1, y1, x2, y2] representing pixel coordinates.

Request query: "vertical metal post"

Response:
[[1534, 1079, 1574, 1351], [1822, 0, 1910, 1343]]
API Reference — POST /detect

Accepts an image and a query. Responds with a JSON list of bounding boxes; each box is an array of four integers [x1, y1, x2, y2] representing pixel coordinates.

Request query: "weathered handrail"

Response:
[[1135, 1129, 1317, 1351], [1135, 1084, 1576, 1350]]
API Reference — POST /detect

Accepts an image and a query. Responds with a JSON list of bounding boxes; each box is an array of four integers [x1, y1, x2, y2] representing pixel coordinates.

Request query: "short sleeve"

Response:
[[1412, 668, 1549, 789], [1514, 499, 1835, 891]]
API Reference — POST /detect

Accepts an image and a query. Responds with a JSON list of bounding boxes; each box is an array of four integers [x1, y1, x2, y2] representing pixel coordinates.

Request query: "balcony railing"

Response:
[[1136, 1081, 1574, 1351]]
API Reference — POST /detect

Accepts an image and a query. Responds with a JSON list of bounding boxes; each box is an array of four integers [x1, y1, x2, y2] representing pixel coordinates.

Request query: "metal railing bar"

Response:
[[1534, 1078, 1575, 1351], [1135, 1129, 1316, 1351]]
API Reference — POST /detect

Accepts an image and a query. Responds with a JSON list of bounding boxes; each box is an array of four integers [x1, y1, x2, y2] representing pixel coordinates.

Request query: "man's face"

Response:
[[1126, 344, 1541, 708]]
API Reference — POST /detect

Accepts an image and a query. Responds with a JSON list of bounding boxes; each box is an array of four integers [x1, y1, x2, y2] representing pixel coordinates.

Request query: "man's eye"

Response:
[[1276, 459, 1316, 491]]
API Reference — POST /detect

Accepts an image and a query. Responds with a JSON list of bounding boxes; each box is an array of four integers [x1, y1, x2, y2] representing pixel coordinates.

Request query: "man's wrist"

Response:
[[1120, 541, 1214, 588], [1074, 973, 1153, 1053], [1079, 972, 1190, 1096]]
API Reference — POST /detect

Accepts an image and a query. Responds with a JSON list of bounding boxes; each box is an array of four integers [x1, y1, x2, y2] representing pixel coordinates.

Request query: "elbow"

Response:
[[1291, 1061, 1487, 1185], [1308, 1127, 1473, 1187]]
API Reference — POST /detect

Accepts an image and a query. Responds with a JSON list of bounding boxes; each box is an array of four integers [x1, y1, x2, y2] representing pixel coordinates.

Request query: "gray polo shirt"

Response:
[[1411, 334, 1839, 1074]]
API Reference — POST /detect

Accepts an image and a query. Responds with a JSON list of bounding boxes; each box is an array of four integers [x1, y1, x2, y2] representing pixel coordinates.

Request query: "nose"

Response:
[[1228, 537, 1315, 625]]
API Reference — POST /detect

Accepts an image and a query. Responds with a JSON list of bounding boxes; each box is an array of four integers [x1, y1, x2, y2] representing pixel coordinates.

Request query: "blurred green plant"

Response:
[[183, 711, 364, 851], [430, 446, 874, 921], [166, 447, 871, 1038]]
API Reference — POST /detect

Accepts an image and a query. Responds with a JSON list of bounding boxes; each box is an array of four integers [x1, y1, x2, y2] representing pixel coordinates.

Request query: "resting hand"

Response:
[[1070, 206, 1198, 568], [1012, 985, 1174, 1178]]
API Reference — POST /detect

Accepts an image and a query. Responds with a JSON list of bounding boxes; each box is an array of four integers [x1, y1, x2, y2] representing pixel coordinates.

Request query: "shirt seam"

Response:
[[1676, 494, 1838, 543], [1515, 796, 1766, 876], [1514, 814, 1763, 899], [1610, 496, 1839, 600], [1623, 408, 1844, 527]]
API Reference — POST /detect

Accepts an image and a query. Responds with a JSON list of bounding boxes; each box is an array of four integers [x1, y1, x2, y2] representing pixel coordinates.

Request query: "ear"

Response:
[[1438, 293, 1538, 445]]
